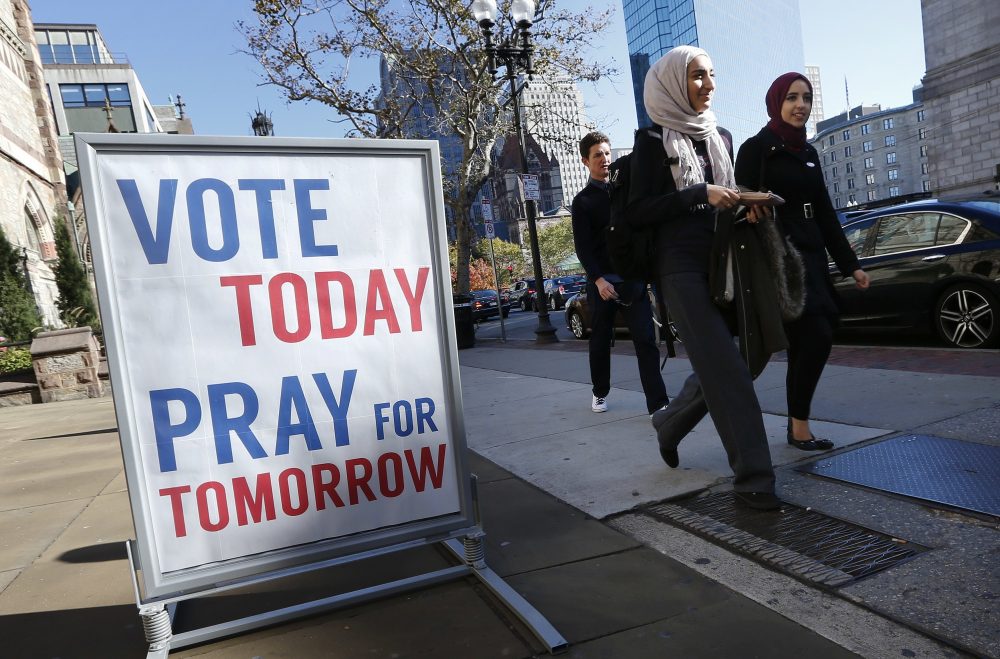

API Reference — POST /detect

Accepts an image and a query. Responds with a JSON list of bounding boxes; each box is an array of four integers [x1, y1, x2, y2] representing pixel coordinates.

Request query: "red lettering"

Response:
[[312, 463, 345, 510], [233, 473, 276, 526], [315, 271, 357, 339], [363, 270, 400, 335], [269, 273, 311, 342], [159, 485, 192, 537], [406, 444, 447, 492], [220, 275, 263, 346], [196, 481, 230, 532], [279, 468, 309, 516], [377, 452, 405, 497], [394, 267, 429, 331], [345, 457, 377, 504]]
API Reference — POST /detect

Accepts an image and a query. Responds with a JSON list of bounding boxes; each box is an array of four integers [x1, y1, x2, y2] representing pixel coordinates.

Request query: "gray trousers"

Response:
[[657, 272, 775, 493]]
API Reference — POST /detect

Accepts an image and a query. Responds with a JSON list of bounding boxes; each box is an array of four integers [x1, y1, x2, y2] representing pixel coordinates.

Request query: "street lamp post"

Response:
[[472, 0, 558, 343]]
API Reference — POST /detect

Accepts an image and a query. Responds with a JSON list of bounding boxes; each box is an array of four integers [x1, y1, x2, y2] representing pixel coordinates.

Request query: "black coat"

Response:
[[571, 180, 615, 283], [624, 126, 787, 377], [735, 127, 861, 317]]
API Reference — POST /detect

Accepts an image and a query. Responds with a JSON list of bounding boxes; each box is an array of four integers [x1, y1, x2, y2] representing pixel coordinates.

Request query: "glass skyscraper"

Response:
[[623, 0, 805, 149]]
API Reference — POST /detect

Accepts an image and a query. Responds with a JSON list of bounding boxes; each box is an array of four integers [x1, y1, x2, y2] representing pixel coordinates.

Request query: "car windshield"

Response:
[[555, 276, 584, 285], [472, 290, 496, 299]]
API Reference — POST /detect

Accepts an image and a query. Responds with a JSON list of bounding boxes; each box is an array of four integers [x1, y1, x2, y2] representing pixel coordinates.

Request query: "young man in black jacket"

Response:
[[571, 131, 669, 415]]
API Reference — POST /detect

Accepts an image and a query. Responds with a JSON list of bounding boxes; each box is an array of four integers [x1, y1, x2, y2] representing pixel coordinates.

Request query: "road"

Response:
[[477, 306, 963, 350]]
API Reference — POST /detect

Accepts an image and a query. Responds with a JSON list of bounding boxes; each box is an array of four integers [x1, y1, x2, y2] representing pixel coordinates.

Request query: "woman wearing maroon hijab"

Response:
[[735, 72, 870, 451]]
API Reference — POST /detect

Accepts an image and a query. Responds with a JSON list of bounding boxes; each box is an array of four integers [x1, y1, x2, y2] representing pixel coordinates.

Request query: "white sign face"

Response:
[[484, 221, 495, 239], [480, 198, 493, 223], [75, 136, 471, 596], [522, 174, 540, 201]]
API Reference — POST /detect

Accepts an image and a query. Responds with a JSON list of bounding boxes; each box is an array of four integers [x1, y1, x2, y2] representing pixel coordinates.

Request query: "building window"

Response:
[[868, 190, 878, 201], [863, 141, 873, 152], [917, 109, 925, 122], [830, 151, 837, 162], [866, 173, 875, 185], [828, 135, 835, 146], [920, 145, 928, 157], [833, 182, 840, 193], [922, 180, 931, 192], [884, 135, 896, 147], [889, 186, 900, 197], [887, 152, 897, 164], [59, 83, 137, 132], [844, 145, 852, 157], [36, 29, 104, 65], [832, 167, 838, 177], [861, 124, 870, 135], [846, 162, 854, 174], [919, 128, 927, 139], [842, 129, 851, 141], [848, 194, 857, 204], [864, 157, 874, 169], [835, 197, 841, 207], [888, 169, 899, 180], [847, 178, 855, 189], [921, 163, 929, 175], [883, 118, 894, 129]]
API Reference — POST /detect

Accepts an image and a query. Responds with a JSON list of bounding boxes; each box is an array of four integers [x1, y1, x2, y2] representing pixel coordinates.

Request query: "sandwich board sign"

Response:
[[74, 134, 502, 648]]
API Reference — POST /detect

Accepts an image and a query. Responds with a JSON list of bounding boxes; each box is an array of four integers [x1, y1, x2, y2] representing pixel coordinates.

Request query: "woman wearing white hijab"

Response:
[[629, 46, 780, 510]]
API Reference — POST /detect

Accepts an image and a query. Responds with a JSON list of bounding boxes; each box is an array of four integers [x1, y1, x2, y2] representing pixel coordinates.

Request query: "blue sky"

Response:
[[31, 1, 925, 148]]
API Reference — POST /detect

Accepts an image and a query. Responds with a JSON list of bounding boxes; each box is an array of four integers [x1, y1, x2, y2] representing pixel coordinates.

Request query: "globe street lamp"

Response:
[[472, 0, 558, 343]]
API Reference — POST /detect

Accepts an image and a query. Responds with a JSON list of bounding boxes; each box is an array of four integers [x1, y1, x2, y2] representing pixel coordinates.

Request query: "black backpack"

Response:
[[605, 129, 660, 282]]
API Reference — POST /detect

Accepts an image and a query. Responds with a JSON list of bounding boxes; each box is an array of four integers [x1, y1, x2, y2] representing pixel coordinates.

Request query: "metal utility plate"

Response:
[[797, 434, 1000, 518], [647, 493, 922, 587]]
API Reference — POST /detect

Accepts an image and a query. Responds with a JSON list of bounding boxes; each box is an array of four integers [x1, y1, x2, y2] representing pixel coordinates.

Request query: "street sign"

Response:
[[522, 174, 539, 201], [484, 221, 495, 239], [481, 198, 493, 222]]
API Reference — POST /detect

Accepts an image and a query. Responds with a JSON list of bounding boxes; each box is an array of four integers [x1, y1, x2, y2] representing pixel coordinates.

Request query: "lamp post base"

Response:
[[533, 312, 559, 343]]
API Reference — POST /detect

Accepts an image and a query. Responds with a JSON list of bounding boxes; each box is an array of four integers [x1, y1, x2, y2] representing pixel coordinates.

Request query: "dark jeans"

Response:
[[658, 272, 775, 493], [588, 279, 669, 414], [785, 313, 835, 420]]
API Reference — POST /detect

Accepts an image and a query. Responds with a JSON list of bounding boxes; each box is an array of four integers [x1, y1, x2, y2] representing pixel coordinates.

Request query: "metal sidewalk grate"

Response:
[[645, 492, 923, 587], [797, 434, 1000, 518]]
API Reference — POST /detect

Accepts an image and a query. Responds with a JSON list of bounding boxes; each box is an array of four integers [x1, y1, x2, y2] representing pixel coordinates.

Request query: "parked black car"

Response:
[[543, 275, 587, 311], [564, 287, 677, 345], [831, 196, 1000, 348], [508, 278, 537, 311], [471, 289, 510, 321]]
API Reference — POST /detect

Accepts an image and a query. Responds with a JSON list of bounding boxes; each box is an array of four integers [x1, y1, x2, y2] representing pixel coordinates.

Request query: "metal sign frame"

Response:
[[74, 133, 477, 601]]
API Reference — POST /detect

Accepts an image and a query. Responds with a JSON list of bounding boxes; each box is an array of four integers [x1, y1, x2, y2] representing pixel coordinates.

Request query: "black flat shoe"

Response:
[[786, 432, 834, 451], [734, 490, 782, 511]]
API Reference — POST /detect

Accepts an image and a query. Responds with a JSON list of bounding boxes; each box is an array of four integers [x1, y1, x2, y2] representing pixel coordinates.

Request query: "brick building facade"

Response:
[[0, 0, 65, 328]]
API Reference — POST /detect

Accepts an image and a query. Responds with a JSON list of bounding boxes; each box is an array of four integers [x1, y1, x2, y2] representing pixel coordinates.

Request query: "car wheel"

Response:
[[569, 311, 587, 339], [521, 299, 529, 312], [550, 296, 558, 311], [934, 283, 999, 348]]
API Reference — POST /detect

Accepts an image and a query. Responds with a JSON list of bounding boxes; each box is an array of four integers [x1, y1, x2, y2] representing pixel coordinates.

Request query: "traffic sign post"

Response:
[[482, 199, 505, 342]]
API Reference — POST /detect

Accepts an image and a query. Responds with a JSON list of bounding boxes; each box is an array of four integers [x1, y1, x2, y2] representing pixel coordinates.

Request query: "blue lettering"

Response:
[[294, 179, 338, 257], [374, 402, 391, 440], [238, 179, 284, 259], [149, 387, 202, 472], [415, 397, 438, 433], [312, 370, 355, 447], [207, 381, 267, 464], [117, 179, 178, 265], [275, 375, 322, 454], [187, 178, 239, 262]]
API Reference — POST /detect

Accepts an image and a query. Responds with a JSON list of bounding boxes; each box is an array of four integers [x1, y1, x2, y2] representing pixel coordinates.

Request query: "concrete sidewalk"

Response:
[[0, 342, 997, 658]]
